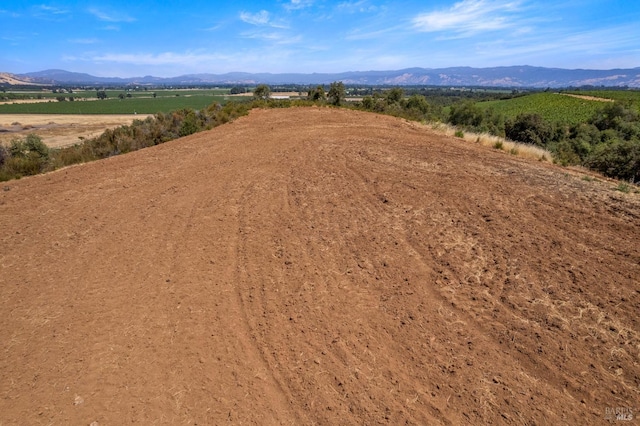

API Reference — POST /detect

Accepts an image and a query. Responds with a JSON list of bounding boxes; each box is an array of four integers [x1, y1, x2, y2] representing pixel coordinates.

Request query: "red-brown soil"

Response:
[[1, 107, 639, 425]]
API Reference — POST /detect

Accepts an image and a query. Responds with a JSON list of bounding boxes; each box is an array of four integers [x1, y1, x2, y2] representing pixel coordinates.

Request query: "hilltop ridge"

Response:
[[1, 107, 638, 424]]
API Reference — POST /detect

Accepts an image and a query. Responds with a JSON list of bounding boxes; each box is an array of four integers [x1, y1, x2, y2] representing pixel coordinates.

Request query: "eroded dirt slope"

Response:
[[1, 108, 639, 425]]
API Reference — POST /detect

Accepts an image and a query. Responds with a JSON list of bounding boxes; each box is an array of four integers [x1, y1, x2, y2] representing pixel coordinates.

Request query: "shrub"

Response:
[[585, 139, 640, 183], [615, 182, 631, 193], [179, 109, 199, 137], [253, 84, 271, 100], [505, 113, 553, 146], [361, 96, 374, 110], [591, 102, 639, 132], [448, 101, 484, 128], [24, 134, 49, 160], [0, 144, 8, 166], [307, 86, 326, 102]]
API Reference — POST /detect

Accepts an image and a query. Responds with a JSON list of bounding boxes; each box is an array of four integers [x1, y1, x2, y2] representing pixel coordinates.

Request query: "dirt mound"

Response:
[[1, 107, 638, 424]]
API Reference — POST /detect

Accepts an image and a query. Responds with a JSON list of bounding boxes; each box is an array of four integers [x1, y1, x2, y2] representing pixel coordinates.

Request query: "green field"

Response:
[[0, 88, 234, 114], [477, 92, 607, 126], [0, 94, 233, 114], [1, 88, 231, 100]]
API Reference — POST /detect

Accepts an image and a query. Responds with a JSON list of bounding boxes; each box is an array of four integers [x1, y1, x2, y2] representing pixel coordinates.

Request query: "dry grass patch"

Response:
[[427, 122, 552, 162]]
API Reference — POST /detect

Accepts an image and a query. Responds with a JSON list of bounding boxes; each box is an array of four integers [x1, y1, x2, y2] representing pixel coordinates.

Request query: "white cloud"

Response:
[[240, 10, 288, 28], [345, 26, 400, 41], [92, 52, 222, 66], [284, 0, 314, 11], [31, 4, 69, 20], [88, 7, 135, 23], [240, 10, 270, 25], [203, 23, 223, 32], [413, 0, 523, 35], [337, 0, 378, 14], [241, 31, 303, 45], [68, 38, 99, 44], [33, 5, 69, 15], [454, 21, 640, 69], [65, 49, 305, 75]]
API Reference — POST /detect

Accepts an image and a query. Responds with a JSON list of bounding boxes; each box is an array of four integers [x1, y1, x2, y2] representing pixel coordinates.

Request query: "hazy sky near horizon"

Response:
[[1, 0, 639, 77]]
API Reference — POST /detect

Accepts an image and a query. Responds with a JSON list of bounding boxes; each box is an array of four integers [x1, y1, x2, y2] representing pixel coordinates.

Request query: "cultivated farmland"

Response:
[[0, 94, 228, 115], [0, 89, 233, 148], [1, 107, 638, 424], [477, 92, 605, 125]]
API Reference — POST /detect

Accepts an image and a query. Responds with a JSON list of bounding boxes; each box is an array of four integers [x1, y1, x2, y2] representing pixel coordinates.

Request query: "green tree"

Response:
[[308, 85, 326, 102], [505, 113, 553, 146], [361, 96, 374, 110], [179, 109, 199, 137], [97, 90, 107, 100], [448, 101, 484, 128], [591, 102, 638, 132], [405, 94, 430, 114], [253, 84, 271, 100], [585, 139, 640, 183], [327, 81, 346, 106], [385, 88, 404, 105]]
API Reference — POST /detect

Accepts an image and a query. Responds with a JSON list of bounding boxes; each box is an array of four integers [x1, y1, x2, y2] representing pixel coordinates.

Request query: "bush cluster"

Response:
[[0, 134, 50, 181], [356, 89, 442, 123], [442, 99, 639, 182]]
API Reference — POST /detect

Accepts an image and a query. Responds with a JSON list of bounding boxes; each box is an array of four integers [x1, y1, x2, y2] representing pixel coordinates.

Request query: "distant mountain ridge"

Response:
[[5, 66, 640, 88]]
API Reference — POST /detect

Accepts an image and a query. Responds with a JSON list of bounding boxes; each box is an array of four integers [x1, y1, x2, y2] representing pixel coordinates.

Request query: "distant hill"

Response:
[[0, 72, 41, 86], [5, 66, 640, 88]]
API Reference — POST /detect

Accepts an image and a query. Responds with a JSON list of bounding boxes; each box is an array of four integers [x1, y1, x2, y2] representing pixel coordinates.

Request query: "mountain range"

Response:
[[3, 66, 640, 88]]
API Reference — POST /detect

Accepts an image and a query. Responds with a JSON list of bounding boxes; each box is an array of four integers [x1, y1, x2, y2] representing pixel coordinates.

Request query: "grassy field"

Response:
[[0, 94, 231, 114], [476, 92, 606, 125]]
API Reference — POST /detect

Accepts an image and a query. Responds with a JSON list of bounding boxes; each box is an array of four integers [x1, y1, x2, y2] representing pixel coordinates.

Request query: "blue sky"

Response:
[[1, 1, 639, 77]]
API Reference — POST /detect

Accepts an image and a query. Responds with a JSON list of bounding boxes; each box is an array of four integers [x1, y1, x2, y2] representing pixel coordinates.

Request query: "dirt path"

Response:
[[560, 93, 615, 102], [1, 108, 638, 424]]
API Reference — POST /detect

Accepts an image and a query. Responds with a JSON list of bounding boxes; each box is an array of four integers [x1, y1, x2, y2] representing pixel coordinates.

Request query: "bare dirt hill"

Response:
[[1, 107, 638, 425], [0, 73, 41, 86]]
